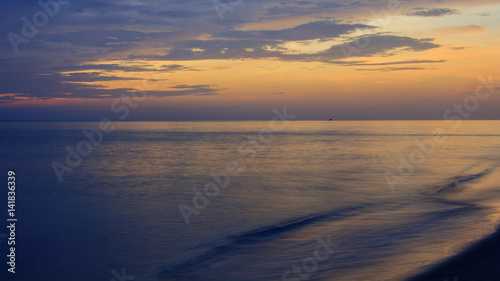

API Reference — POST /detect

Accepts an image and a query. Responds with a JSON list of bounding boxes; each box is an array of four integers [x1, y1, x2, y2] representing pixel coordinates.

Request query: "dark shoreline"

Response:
[[407, 227, 500, 281]]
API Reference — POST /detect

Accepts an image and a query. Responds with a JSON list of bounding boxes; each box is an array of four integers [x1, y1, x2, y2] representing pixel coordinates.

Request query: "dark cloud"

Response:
[[213, 21, 374, 41], [50, 63, 198, 73], [51, 64, 156, 73], [0, 67, 217, 100], [60, 72, 141, 82], [266, 1, 344, 16], [134, 34, 440, 63], [129, 38, 284, 61], [0, 0, 441, 102], [336, 33, 437, 59], [41, 29, 152, 48], [408, 8, 459, 17], [161, 64, 200, 71], [0, 82, 218, 102], [319, 35, 440, 59]]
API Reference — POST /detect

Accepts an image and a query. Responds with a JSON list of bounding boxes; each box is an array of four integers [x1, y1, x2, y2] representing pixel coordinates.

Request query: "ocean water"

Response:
[[1, 121, 500, 281]]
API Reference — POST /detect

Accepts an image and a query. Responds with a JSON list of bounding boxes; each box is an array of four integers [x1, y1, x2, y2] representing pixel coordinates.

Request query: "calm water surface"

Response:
[[1, 121, 499, 281]]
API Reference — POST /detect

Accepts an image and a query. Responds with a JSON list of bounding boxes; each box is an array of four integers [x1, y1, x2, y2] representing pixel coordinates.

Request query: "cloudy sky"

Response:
[[0, 0, 499, 120]]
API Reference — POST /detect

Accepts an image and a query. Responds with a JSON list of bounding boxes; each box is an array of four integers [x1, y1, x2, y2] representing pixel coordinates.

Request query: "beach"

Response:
[[408, 227, 500, 281]]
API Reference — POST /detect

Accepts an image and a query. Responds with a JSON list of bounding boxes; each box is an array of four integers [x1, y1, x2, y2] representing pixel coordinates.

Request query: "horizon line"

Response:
[[1, 119, 500, 122]]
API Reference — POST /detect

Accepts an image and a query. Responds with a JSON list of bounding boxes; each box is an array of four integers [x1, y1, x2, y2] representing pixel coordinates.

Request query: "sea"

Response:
[[0, 120, 499, 281]]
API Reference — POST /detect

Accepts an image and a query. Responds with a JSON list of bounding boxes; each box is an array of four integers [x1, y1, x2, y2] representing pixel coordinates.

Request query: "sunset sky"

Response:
[[1, 0, 499, 120]]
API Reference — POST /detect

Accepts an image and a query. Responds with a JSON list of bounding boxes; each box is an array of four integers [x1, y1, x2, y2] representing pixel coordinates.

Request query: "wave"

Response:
[[159, 205, 366, 280], [158, 167, 496, 280], [437, 168, 493, 193]]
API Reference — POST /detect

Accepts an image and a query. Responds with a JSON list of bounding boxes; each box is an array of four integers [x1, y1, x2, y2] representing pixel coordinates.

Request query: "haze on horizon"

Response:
[[0, 0, 499, 121]]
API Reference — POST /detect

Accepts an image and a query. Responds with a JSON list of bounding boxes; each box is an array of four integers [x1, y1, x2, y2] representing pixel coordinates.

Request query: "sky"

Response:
[[0, 0, 499, 120]]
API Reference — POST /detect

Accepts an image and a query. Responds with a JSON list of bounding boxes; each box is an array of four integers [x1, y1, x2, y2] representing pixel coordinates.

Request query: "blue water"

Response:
[[1, 121, 499, 281]]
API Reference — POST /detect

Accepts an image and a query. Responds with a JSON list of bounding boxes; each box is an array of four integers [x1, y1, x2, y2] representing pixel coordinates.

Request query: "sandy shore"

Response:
[[407, 227, 500, 281]]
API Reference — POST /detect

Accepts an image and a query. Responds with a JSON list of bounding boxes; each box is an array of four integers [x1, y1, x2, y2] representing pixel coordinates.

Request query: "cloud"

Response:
[[435, 25, 487, 36], [213, 21, 374, 41], [345, 59, 446, 66], [4, 32, 441, 101], [0, 84, 218, 101], [0, 66, 218, 100], [318, 35, 440, 60], [408, 8, 459, 17], [161, 64, 200, 71], [52, 64, 155, 73], [0, 1, 443, 102], [449, 46, 469, 50], [356, 67, 426, 72], [0, 93, 32, 103], [134, 34, 440, 62], [60, 72, 141, 82], [145, 85, 218, 97], [50, 63, 198, 73], [266, 1, 344, 16]]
